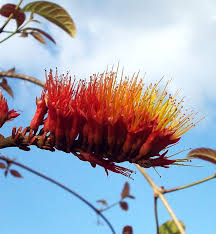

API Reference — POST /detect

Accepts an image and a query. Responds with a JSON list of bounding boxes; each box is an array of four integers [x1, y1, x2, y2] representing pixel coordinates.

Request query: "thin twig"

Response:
[[135, 164, 185, 234], [163, 174, 216, 194], [154, 196, 159, 234], [0, 72, 45, 87], [100, 200, 122, 213], [0, 156, 116, 234], [1, 30, 22, 33], [0, 0, 24, 33]]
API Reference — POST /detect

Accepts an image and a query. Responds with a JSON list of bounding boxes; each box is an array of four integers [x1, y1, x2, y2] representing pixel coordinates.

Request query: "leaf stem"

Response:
[[135, 164, 185, 234], [100, 199, 123, 213], [163, 174, 216, 194], [0, 71, 45, 87], [0, 156, 116, 234], [0, 0, 24, 33], [1, 30, 18, 33]]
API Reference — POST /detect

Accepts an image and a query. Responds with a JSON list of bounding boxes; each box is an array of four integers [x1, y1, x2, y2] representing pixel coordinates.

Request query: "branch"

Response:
[[154, 196, 159, 234], [0, 72, 45, 88], [0, 156, 116, 234], [163, 174, 216, 194], [0, 135, 37, 150], [135, 164, 185, 234]]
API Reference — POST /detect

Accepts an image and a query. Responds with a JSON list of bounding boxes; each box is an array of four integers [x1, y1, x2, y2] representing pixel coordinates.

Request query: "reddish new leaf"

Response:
[[7, 67, 15, 73], [96, 199, 108, 206], [120, 201, 128, 211], [122, 225, 133, 234], [20, 32, 28, 37], [121, 182, 130, 199], [188, 148, 216, 165], [24, 27, 56, 44], [0, 4, 26, 27], [0, 162, 6, 169], [0, 78, 14, 98], [31, 32, 46, 44], [10, 169, 23, 178], [121, 182, 135, 199]]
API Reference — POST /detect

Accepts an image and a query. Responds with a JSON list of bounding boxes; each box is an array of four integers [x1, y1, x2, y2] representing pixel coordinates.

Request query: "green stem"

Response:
[[0, 0, 24, 33], [1, 30, 21, 33], [163, 174, 216, 194], [135, 164, 185, 234]]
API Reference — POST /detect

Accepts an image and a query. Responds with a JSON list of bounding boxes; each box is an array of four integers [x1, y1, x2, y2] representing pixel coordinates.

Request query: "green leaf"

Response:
[[22, 1, 76, 37], [159, 220, 185, 234], [187, 147, 216, 165]]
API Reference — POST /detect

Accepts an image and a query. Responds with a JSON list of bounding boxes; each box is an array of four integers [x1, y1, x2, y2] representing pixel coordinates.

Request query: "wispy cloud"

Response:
[[1, 0, 216, 118]]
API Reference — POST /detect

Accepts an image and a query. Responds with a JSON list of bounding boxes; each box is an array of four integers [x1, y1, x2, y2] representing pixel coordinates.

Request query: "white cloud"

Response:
[[1, 0, 216, 119]]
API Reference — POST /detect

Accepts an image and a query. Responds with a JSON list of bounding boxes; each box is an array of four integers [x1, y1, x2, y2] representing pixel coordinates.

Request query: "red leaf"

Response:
[[24, 27, 56, 44], [0, 78, 14, 98], [31, 32, 46, 44], [188, 148, 216, 165], [121, 182, 135, 199], [122, 225, 133, 234], [20, 32, 28, 38], [121, 182, 130, 199], [10, 169, 23, 178], [0, 162, 6, 169], [0, 4, 26, 27], [120, 201, 128, 211], [96, 199, 108, 206], [7, 67, 15, 73]]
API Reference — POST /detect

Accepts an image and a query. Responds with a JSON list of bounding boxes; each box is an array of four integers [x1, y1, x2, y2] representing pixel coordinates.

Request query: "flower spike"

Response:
[[30, 68, 197, 178]]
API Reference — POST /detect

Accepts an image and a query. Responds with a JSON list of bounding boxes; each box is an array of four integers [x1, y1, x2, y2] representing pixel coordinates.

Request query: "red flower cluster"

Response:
[[0, 91, 19, 127], [30, 69, 195, 178]]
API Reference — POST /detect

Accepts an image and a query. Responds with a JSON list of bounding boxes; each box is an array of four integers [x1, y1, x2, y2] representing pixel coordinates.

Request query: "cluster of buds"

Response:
[[29, 69, 196, 178]]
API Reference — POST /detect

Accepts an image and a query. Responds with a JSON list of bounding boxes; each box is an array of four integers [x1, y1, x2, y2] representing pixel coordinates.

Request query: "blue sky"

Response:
[[0, 0, 215, 234]]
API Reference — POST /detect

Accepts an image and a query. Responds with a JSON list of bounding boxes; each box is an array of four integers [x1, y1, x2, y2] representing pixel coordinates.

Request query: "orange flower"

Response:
[[30, 69, 195, 178], [0, 91, 19, 127]]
